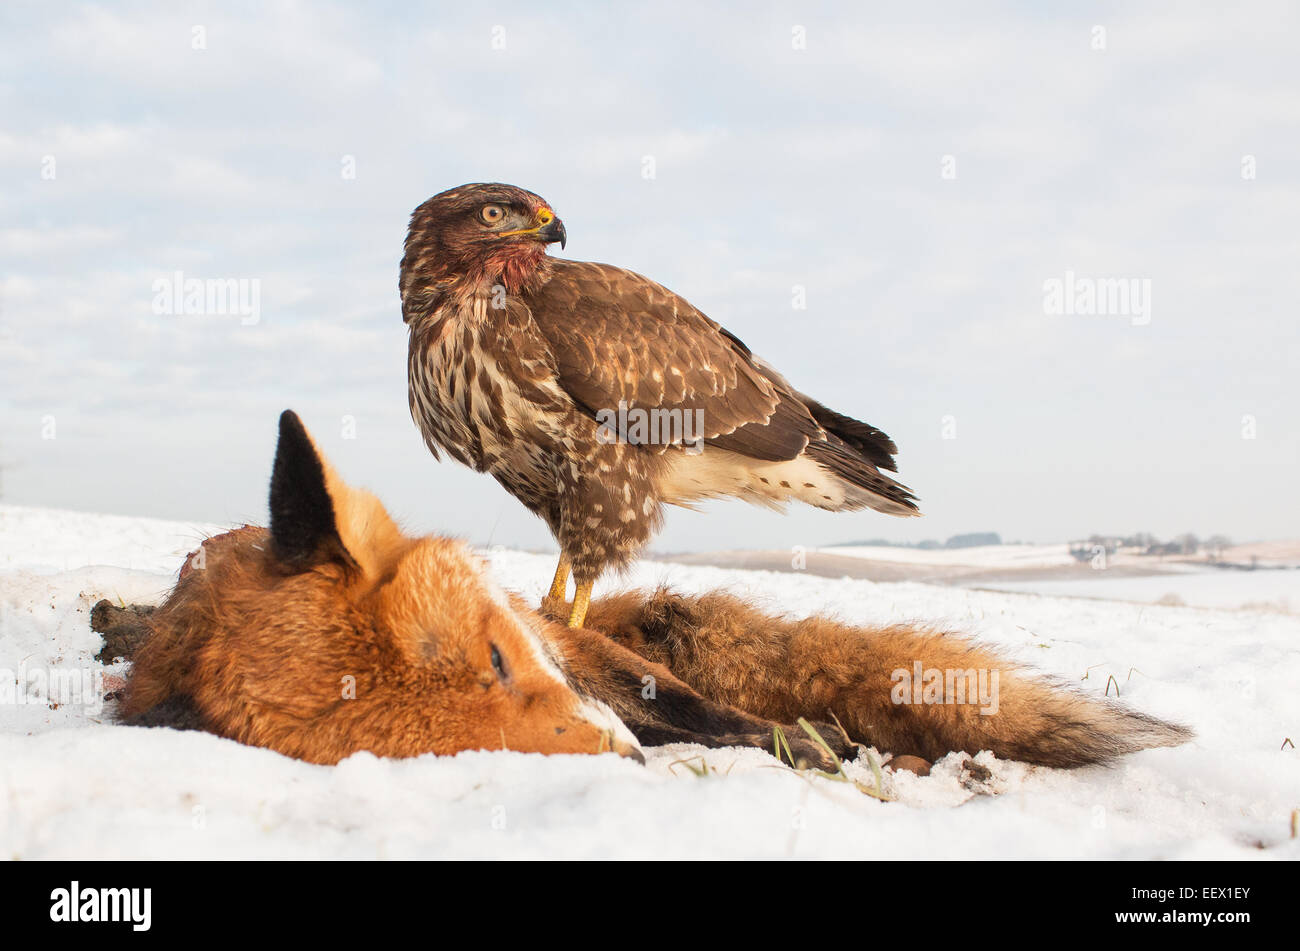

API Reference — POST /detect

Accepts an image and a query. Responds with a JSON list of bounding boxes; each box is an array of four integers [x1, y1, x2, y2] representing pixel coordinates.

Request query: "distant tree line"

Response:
[[836, 532, 1003, 550], [1068, 533, 1233, 561], [831, 531, 1236, 560]]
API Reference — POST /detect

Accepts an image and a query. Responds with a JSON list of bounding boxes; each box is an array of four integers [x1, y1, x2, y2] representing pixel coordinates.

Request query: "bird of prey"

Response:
[[400, 183, 918, 627]]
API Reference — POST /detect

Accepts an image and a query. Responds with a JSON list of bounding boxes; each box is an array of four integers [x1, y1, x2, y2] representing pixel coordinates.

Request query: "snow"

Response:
[[975, 569, 1300, 614], [818, 542, 1077, 568], [2, 504, 1297, 859]]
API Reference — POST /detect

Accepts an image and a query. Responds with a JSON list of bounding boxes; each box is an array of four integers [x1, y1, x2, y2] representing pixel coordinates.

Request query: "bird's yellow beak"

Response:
[[499, 208, 567, 249]]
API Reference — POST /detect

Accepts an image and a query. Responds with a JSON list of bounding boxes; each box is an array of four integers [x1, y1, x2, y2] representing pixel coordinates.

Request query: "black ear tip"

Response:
[[271, 410, 318, 487], [279, 409, 305, 438], [276, 410, 314, 459]]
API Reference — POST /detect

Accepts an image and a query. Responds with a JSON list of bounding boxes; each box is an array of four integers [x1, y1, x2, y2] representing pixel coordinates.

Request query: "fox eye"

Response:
[[479, 204, 505, 225], [490, 644, 509, 682]]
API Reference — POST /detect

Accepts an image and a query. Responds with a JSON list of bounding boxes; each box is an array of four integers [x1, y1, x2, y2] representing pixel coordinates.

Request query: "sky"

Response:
[[1, 1, 1298, 556]]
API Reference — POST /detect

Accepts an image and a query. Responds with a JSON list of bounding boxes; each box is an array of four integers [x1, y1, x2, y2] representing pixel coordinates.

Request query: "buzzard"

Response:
[[401, 183, 918, 627]]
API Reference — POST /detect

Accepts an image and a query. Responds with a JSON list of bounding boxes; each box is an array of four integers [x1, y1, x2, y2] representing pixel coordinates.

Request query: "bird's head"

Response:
[[400, 183, 566, 318]]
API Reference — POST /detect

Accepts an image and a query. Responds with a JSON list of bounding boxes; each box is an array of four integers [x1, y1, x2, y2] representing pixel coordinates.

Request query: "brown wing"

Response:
[[526, 260, 816, 459], [524, 260, 919, 513]]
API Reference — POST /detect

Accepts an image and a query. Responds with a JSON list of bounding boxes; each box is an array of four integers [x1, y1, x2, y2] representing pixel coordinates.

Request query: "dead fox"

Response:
[[95, 411, 1191, 771]]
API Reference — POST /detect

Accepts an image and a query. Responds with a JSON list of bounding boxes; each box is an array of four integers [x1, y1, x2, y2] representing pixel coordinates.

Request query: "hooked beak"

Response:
[[498, 208, 567, 249], [537, 216, 566, 249]]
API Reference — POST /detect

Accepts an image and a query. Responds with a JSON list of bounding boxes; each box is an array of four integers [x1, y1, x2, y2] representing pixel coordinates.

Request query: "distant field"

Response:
[[649, 541, 1300, 613], [819, 543, 1076, 568], [977, 570, 1298, 613]]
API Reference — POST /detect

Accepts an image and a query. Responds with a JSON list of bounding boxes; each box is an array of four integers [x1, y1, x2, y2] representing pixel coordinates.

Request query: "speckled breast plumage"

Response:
[[407, 292, 665, 580]]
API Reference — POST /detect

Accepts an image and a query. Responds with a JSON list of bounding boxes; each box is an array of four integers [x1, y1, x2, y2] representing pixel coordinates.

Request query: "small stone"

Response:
[[889, 755, 932, 776]]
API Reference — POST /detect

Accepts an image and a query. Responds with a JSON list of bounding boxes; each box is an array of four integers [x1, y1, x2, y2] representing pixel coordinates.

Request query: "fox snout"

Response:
[[559, 698, 645, 763], [502, 716, 644, 762]]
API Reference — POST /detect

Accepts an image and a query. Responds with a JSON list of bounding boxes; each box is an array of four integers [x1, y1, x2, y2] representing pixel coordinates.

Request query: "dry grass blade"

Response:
[[772, 724, 797, 767], [796, 717, 891, 801], [668, 755, 711, 778]]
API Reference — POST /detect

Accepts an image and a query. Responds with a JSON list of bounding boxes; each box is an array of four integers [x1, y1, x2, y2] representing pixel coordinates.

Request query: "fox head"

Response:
[[122, 410, 642, 765]]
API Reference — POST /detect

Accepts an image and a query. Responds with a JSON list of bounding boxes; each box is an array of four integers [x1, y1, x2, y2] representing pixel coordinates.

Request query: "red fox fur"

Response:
[[97, 411, 1191, 771]]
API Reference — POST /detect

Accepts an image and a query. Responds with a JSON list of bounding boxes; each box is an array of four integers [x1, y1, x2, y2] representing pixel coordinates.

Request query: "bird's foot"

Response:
[[567, 580, 593, 628]]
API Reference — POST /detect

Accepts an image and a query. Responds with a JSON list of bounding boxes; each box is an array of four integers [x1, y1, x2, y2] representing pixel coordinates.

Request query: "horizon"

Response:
[[0, 497, 1281, 556]]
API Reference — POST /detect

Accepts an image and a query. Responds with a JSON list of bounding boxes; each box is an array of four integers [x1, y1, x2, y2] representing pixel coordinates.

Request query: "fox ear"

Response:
[[269, 410, 355, 571]]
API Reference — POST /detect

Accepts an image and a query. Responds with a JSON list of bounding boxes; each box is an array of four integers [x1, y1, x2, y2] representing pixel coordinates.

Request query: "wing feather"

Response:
[[524, 260, 917, 515], [527, 261, 786, 451]]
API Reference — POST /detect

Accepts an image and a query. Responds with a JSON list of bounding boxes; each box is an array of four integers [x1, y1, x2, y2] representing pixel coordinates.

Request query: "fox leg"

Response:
[[548, 620, 854, 768], [90, 600, 157, 664], [90, 600, 209, 730]]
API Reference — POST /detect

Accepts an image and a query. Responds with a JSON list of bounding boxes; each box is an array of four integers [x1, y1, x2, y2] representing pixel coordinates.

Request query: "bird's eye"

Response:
[[490, 643, 509, 681], [480, 204, 505, 225]]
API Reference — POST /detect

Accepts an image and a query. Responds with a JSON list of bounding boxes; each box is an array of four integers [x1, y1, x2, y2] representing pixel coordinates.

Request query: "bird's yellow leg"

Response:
[[546, 556, 571, 602], [567, 579, 593, 628]]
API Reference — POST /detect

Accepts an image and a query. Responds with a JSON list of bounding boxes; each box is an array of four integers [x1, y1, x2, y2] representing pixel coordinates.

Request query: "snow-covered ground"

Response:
[[1, 504, 1297, 859], [819, 540, 1300, 613], [979, 570, 1299, 614], [819, 542, 1077, 568]]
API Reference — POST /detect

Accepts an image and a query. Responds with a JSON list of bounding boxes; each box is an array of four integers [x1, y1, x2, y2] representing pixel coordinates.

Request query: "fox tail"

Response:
[[583, 588, 1192, 769]]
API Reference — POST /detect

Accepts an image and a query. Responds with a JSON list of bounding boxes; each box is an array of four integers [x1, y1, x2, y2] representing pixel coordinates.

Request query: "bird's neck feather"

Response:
[[445, 244, 551, 298]]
